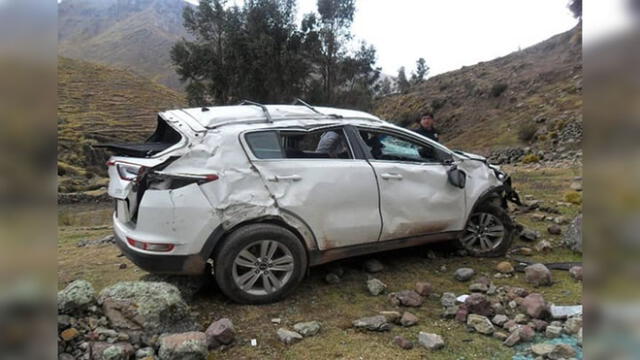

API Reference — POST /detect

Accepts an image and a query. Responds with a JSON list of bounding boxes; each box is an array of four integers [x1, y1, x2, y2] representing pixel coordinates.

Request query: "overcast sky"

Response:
[[186, 0, 579, 77]]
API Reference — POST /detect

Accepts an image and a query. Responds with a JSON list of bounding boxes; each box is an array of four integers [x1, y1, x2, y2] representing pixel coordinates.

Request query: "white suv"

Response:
[[102, 102, 521, 304]]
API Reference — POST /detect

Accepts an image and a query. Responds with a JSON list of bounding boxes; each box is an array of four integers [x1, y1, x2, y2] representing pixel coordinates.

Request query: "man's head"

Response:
[[418, 112, 434, 129]]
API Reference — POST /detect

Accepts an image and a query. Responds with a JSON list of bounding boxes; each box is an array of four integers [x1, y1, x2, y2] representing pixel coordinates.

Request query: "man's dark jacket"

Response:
[[414, 127, 440, 142]]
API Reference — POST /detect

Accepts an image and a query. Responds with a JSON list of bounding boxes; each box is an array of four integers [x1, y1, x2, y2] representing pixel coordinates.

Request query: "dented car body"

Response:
[[104, 104, 520, 304]]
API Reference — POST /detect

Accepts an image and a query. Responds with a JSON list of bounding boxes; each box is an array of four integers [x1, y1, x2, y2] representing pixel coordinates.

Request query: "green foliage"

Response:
[[564, 191, 582, 205], [411, 57, 429, 85], [568, 0, 581, 19], [518, 122, 538, 142], [397, 66, 410, 94], [522, 154, 540, 164], [490, 82, 508, 97]]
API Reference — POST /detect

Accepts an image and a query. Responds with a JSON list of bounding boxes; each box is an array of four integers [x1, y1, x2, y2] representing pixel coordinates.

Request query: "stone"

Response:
[[388, 290, 423, 307], [564, 315, 582, 334], [454, 268, 475, 282], [554, 216, 569, 225], [400, 312, 418, 327], [58, 280, 96, 314], [496, 262, 514, 274], [503, 332, 520, 347], [531, 343, 555, 357], [493, 332, 508, 341], [91, 342, 135, 360], [548, 344, 577, 360], [570, 181, 582, 191], [324, 273, 340, 284], [513, 247, 533, 256], [98, 282, 199, 335], [118, 263, 127, 270], [520, 229, 540, 242], [531, 319, 548, 332], [521, 293, 549, 319], [440, 292, 457, 308], [393, 336, 413, 350], [293, 321, 321, 337], [60, 327, 79, 342], [59, 353, 74, 360], [442, 306, 459, 319], [464, 293, 494, 317], [467, 314, 494, 335], [563, 215, 582, 253], [277, 328, 303, 345], [366, 278, 387, 296], [379, 311, 401, 324], [205, 318, 235, 349], [514, 314, 529, 324], [455, 306, 469, 323], [158, 332, 207, 360], [415, 282, 432, 297], [492, 314, 509, 327], [569, 266, 583, 281], [417, 332, 445, 350], [534, 240, 552, 253], [524, 264, 553, 287], [352, 315, 390, 331], [516, 325, 536, 342], [364, 259, 384, 273], [469, 283, 489, 293], [140, 274, 207, 302], [545, 325, 562, 338], [547, 224, 562, 235], [506, 287, 529, 300], [135, 347, 154, 359], [577, 327, 583, 346]]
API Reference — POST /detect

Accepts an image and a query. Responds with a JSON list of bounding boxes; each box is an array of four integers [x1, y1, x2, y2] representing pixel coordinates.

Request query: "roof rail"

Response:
[[239, 100, 273, 123], [292, 98, 344, 119]]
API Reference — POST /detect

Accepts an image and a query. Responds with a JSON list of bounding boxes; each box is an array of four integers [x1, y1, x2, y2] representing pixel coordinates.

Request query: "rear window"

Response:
[[245, 131, 285, 159], [245, 128, 352, 160]]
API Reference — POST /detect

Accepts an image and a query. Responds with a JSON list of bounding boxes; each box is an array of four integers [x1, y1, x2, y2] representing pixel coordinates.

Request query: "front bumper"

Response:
[[114, 231, 207, 275]]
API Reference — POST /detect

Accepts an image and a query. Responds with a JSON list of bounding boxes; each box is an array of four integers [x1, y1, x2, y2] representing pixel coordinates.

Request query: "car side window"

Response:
[[245, 131, 285, 159], [245, 128, 352, 160], [359, 129, 443, 163]]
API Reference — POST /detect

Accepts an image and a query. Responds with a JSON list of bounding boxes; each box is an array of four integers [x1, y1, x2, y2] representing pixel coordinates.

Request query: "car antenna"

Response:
[[239, 100, 273, 123]]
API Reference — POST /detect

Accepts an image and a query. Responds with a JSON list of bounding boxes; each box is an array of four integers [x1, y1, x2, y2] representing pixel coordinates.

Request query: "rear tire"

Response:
[[214, 223, 307, 304], [457, 203, 514, 257]]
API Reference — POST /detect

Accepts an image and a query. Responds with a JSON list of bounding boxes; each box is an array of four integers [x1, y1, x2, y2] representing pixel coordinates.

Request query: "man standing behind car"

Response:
[[414, 112, 439, 142]]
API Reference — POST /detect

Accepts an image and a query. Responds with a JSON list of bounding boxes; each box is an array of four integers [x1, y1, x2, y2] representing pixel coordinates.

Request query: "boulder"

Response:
[[393, 335, 413, 350], [521, 293, 549, 319], [98, 282, 199, 335], [158, 332, 208, 360], [388, 290, 423, 307], [140, 274, 207, 302], [417, 332, 444, 350], [569, 265, 583, 281], [454, 268, 475, 282], [524, 264, 553, 287], [58, 280, 96, 314], [415, 282, 432, 297], [293, 321, 321, 337], [562, 215, 582, 253], [352, 315, 390, 331], [548, 344, 577, 360], [90, 342, 134, 360], [205, 318, 235, 349], [277, 328, 303, 345], [464, 293, 494, 317], [467, 314, 494, 335], [366, 278, 387, 296], [400, 312, 418, 327], [363, 259, 384, 273]]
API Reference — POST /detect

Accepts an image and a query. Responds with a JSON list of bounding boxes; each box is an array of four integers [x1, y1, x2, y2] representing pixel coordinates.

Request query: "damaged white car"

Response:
[[100, 102, 521, 304]]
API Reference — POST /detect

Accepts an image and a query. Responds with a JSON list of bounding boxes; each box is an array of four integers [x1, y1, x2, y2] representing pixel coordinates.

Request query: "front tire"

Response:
[[214, 224, 307, 304], [458, 203, 514, 257]]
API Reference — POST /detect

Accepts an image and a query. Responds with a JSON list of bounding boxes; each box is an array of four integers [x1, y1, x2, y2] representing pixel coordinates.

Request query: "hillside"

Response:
[[57, 56, 186, 193], [58, 0, 191, 90], [375, 25, 582, 160]]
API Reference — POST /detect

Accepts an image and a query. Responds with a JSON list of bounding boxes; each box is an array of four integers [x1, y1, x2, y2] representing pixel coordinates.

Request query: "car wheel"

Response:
[[214, 223, 307, 304], [458, 203, 514, 257]]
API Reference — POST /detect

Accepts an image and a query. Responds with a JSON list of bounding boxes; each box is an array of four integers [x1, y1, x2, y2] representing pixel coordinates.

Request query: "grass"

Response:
[[57, 165, 582, 359]]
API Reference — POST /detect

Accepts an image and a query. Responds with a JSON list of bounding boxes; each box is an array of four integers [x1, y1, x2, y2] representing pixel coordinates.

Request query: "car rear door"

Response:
[[356, 127, 466, 241], [242, 125, 382, 250]]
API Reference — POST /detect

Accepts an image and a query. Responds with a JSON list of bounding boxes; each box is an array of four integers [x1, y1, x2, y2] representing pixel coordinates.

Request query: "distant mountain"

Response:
[[375, 25, 582, 156], [58, 0, 192, 90]]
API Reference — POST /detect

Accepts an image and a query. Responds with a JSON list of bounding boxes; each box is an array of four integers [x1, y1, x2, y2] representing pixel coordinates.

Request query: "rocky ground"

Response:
[[57, 165, 582, 359]]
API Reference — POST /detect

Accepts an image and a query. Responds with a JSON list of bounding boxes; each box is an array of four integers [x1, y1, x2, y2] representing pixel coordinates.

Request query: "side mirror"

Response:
[[447, 165, 466, 189]]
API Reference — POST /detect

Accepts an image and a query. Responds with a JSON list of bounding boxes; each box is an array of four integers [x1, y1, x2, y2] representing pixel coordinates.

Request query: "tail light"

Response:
[[127, 237, 175, 252], [106, 160, 147, 182], [148, 171, 219, 190]]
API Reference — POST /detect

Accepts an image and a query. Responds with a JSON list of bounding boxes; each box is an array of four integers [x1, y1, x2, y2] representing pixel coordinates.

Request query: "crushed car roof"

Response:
[[162, 105, 383, 129]]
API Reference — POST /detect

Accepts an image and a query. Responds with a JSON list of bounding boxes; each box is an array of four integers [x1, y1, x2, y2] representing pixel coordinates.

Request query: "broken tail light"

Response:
[[126, 237, 175, 252], [147, 171, 219, 190], [106, 160, 147, 182]]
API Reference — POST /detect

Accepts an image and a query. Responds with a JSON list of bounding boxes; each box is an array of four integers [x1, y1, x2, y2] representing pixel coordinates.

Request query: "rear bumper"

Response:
[[114, 230, 207, 275]]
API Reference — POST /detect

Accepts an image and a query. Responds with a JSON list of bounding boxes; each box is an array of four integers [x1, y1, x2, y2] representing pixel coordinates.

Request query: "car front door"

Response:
[[356, 127, 466, 241], [243, 126, 382, 250]]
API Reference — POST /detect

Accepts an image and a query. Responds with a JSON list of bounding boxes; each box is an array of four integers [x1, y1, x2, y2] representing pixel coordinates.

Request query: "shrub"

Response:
[[431, 98, 446, 111], [518, 123, 538, 142], [522, 154, 540, 164], [564, 191, 582, 205], [490, 82, 508, 97]]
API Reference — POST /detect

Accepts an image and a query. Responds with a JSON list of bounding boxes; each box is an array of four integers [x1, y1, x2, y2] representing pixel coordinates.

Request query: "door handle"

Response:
[[381, 173, 403, 180], [267, 175, 302, 182]]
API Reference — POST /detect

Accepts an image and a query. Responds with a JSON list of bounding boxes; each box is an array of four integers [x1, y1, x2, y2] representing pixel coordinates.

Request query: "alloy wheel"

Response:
[[460, 212, 506, 253], [232, 240, 295, 296]]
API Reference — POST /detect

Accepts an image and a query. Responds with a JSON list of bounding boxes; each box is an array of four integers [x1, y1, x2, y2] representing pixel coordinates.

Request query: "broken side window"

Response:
[[281, 128, 352, 159], [359, 129, 446, 163], [245, 131, 285, 159]]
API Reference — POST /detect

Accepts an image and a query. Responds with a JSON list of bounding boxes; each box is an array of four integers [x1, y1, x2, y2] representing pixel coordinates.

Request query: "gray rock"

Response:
[[441, 292, 457, 308], [577, 327, 583, 346], [366, 278, 386, 296], [388, 290, 423, 307], [469, 283, 489, 293], [454, 268, 475, 282], [418, 332, 445, 350], [514, 314, 529, 324], [521, 293, 549, 319], [547, 224, 562, 235], [90, 342, 134, 360], [277, 328, 303, 345], [141, 274, 207, 302], [503, 331, 520, 347], [534, 240, 552, 253], [98, 282, 199, 335], [400, 312, 418, 327], [442, 306, 459, 319], [205, 318, 235, 349], [467, 314, 494, 335], [158, 332, 208, 360], [531, 343, 554, 357], [393, 335, 413, 350], [364, 259, 384, 273], [545, 325, 562, 338], [524, 264, 553, 287], [520, 229, 540, 242], [415, 282, 432, 297], [324, 273, 340, 284], [58, 280, 96, 314], [564, 315, 582, 335], [562, 215, 582, 253], [293, 321, 321, 337], [58, 353, 74, 360], [379, 311, 401, 324], [352, 315, 390, 331], [492, 314, 509, 326], [548, 343, 577, 359], [135, 347, 154, 359], [569, 266, 583, 281], [78, 235, 115, 247]]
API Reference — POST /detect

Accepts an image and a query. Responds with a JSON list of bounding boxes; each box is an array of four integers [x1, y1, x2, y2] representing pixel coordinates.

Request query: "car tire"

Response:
[[214, 223, 307, 304], [457, 202, 515, 257]]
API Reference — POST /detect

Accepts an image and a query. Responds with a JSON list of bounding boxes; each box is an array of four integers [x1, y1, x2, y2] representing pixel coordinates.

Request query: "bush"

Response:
[[518, 123, 538, 142], [490, 82, 508, 97], [431, 98, 446, 111], [522, 154, 540, 164], [564, 191, 582, 205]]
